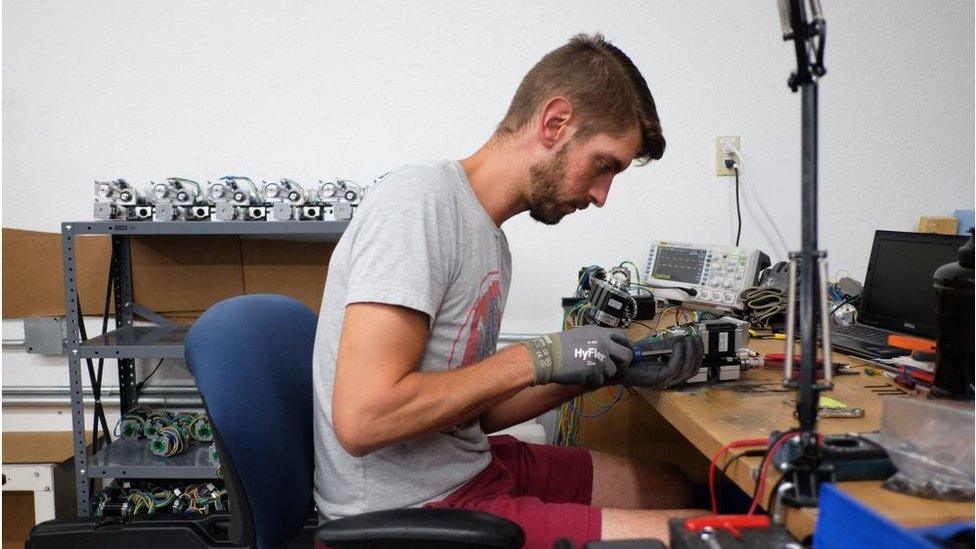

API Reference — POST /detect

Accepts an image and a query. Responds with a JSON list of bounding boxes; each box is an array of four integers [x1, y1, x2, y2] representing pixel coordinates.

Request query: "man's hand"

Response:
[[523, 326, 634, 386], [608, 334, 704, 389]]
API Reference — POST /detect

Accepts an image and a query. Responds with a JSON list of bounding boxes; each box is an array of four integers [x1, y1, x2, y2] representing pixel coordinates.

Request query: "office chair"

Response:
[[185, 294, 525, 549]]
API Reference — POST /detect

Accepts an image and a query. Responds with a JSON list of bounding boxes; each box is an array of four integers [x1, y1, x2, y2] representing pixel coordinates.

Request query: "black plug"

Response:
[[724, 158, 737, 170]]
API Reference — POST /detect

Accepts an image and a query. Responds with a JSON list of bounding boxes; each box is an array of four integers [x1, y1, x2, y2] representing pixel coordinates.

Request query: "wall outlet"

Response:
[[715, 135, 741, 177]]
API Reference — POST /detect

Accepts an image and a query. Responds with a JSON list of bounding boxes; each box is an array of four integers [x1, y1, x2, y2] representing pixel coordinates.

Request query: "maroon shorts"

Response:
[[425, 434, 601, 548]]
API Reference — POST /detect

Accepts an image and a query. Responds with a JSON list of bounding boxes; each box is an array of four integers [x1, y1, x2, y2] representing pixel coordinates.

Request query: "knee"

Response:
[[645, 461, 693, 508]]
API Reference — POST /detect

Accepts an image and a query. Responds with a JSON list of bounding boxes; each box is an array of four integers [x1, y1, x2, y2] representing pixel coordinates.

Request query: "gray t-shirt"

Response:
[[312, 160, 512, 519]]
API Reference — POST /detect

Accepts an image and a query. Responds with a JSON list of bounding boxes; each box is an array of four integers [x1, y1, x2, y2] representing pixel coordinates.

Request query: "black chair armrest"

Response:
[[315, 508, 525, 549]]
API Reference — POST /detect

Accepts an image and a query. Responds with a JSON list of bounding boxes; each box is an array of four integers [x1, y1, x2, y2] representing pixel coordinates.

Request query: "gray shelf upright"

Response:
[[61, 219, 348, 516]]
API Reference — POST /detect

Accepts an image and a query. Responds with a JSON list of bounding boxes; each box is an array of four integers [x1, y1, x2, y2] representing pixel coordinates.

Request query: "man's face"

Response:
[[528, 126, 642, 225]]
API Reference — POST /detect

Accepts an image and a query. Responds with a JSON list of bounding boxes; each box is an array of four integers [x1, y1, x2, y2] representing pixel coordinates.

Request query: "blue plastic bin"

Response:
[[815, 484, 973, 548]]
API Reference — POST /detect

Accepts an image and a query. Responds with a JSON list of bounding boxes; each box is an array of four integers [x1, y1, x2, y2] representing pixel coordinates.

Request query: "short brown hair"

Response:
[[496, 33, 665, 165]]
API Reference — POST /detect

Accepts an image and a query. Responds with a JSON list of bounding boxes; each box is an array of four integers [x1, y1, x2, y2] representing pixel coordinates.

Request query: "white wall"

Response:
[[4, 1, 973, 339]]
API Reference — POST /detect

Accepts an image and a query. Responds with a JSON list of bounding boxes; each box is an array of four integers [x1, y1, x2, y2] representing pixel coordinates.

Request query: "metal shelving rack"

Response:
[[61, 220, 348, 516]]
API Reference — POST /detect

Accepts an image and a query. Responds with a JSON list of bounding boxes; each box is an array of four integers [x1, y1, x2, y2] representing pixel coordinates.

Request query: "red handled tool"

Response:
[[763, 353, 850, 379], [685, 515, 772, 539]]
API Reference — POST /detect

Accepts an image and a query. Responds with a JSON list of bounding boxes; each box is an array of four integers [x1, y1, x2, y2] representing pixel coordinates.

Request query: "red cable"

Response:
[[708, 438, 767, 515], [748, 431, 798, 515]]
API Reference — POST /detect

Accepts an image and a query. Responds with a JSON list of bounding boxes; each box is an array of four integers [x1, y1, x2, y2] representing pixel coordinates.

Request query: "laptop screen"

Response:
[[858, 230, 967, 338]]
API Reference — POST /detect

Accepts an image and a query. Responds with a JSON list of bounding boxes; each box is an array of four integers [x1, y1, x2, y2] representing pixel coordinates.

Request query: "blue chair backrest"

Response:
[[185, 295, 317, 549]]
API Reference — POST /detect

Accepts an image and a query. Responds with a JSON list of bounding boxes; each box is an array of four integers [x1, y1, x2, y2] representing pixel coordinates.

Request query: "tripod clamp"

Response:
[[781, 250, 834, 391]]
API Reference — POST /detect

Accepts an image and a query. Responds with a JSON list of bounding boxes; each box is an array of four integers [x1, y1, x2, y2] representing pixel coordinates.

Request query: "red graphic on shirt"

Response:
[[447, 270, 503, 370]]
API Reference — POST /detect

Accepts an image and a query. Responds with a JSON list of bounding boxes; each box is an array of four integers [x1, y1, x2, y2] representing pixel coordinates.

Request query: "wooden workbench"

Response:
[[633, 338, 974, 540]]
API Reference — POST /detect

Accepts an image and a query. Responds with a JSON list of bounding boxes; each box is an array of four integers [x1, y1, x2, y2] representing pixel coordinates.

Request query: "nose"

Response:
[[588, 180, 611, 208]]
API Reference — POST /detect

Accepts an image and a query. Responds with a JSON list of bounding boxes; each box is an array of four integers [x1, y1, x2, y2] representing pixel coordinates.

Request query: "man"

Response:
[[313, 34, 704, 547]]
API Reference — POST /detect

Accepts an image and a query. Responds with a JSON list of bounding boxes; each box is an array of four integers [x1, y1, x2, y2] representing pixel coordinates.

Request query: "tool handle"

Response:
[[887, 334, 936, 353], [684, 514, 771, 532]]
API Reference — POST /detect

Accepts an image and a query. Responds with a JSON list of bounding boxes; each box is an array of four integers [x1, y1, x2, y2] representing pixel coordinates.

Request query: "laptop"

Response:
[[830, 230, 967, 359]]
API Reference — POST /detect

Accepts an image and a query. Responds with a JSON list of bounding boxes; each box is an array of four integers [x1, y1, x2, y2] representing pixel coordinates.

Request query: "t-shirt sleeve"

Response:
[[343, 169, 457, 321]]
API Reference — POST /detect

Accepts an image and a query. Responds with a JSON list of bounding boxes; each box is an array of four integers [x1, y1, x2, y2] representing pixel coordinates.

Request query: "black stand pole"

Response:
[[797, 80, 820, 440], [778, 0, 834, 508]]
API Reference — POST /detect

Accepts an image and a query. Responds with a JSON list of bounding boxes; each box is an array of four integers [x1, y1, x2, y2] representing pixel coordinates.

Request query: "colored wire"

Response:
[[619, 260, 642, 283], [716, 449, 767, 514], [574, 265, 602, 297], [580, 386, 625, 418], [654, 307, 675, 329], [189, 413, 214, 442], [631, 320, 654, 331], [748, 431, 798, 515], [708, 438, 768, 515]]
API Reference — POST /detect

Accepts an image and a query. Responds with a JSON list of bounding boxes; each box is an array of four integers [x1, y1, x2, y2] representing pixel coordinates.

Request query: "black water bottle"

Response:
[[931, 230, 975, 399]]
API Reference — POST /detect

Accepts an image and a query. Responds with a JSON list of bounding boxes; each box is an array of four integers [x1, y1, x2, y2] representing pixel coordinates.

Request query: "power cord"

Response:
[[730, 148, 791, 259], [136, 359, 165, 391], [724, 158, 743, 247], [733, 165, 742, 246]]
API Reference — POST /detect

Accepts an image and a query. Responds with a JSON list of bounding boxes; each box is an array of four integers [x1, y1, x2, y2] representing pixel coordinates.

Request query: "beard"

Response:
[[528, 142, 571, 225]]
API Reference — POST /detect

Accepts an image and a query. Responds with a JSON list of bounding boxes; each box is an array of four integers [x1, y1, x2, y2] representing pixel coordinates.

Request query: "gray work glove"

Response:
[[608, 333, 705, 389], [523, 326, 634, 386]]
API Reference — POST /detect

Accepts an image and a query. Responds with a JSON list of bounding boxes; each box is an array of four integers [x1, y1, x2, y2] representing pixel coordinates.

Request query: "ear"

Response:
[[537, 97, 574, 148]]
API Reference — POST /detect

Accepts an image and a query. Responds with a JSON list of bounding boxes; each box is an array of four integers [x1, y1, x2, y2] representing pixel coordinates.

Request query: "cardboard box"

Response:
[[2, 228, 335, 322], [2, 229, 112, 319], [917, 216, 959, 235], [129, 235, 245, 322], [241, 238, 336, 314]]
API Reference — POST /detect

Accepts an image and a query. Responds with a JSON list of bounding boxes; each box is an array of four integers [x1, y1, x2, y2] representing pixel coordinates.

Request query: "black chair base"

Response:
[[26, 513, 318, 549], [316, 508, 525, 549]]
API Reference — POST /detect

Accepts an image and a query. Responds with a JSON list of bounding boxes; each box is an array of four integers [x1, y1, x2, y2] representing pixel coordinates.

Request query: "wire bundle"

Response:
[[555, 261, 655, 446], [174, 483, 228, 514], [562, 301, 593, 329], [739, 286, 788, 329], [124, 488, 173, 514], [114, 407, 213, 458], [648, 306, 698, 330], [93, 481, 227, 517]]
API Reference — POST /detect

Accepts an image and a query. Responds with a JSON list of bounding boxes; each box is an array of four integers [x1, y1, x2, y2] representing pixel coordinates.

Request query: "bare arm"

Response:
[[479, 382, 588, 434], [332, 302, 535, 457]]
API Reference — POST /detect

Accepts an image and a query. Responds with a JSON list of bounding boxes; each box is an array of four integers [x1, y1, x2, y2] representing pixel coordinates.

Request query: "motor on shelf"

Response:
[[93, 179, 153, 221], [208, 176, 262, 221], [92, 175, 369, 222], [262, 178, 308, 221], [150, 178, 206, 221]]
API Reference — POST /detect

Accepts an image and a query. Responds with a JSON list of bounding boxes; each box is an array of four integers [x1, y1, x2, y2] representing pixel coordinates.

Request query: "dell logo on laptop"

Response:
[[904, 322, 916, 330]]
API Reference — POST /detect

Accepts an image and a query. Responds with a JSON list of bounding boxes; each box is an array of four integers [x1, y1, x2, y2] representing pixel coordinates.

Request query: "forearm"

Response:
[[338, 344, 534, 455], [480, 382, 587, 434]]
